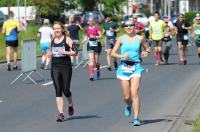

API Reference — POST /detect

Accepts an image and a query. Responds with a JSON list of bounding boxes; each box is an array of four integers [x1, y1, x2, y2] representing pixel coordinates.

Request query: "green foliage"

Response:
[[76, 0, 98, 11], [102, 0, 126, 15], [185, 11, 200, 24], [192, 116, 200, 132]]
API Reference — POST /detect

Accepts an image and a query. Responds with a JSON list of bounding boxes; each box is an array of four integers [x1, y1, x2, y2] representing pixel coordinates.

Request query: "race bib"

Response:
[[183, 35, 189, 40], [121, 61, 136, 73], [153, 29, 160, 35], [89, 40, 98, 47], [52, 46, 65, 57], [106, 30, 114, 37]]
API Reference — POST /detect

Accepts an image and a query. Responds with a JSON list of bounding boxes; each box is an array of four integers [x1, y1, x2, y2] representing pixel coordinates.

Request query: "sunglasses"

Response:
[[124, 24, 134, 28], [196, 19, 200, 20]]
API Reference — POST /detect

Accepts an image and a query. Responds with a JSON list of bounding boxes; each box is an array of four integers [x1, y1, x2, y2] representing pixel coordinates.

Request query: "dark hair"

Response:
[[53, 21, 66, 35], [8, 11, 14, 18], [154, 11, 160, 16]]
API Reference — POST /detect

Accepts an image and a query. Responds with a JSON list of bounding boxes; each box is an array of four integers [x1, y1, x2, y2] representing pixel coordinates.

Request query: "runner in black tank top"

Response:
[[48, 21, 78, 122]]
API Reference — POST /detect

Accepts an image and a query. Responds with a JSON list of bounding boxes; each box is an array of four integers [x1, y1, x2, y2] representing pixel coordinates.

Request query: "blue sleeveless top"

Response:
[[121, 34, 141, 62]]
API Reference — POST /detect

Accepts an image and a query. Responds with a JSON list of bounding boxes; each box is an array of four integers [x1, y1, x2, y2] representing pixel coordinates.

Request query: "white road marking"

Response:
[[42, 81, 53, 86], [94, 65, 108, 70], [0, 100, 3, 103]]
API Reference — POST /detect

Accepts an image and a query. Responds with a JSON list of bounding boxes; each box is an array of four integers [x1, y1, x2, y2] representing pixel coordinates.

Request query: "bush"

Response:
[[185, 11, 200, 24]]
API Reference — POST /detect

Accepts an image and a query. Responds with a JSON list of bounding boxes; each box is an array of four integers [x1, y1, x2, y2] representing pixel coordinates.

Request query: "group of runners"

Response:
[[2, 10, 200, 125]]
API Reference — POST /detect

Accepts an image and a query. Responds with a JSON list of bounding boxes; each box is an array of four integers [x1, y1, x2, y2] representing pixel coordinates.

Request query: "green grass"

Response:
[[192, 116, 200, 132], [184, 116, 200, 132]]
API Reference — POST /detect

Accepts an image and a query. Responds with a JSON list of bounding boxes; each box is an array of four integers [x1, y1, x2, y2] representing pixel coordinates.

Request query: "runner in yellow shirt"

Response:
[[2, 11, 21, 71], [149, 11, 166, 65]]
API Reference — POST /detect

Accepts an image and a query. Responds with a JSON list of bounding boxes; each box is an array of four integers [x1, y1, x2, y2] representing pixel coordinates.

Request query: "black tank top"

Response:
[[51, 36, 71, 66]]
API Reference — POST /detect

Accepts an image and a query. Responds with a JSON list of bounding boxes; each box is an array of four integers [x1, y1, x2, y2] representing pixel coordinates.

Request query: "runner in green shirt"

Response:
[[192, 15, 200, 63], [103, 14, 120, 71], [149, 11, 166, 66]]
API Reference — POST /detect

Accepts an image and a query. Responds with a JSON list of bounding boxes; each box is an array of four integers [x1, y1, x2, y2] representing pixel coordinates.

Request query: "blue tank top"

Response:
[[121, 35, 141, 62]]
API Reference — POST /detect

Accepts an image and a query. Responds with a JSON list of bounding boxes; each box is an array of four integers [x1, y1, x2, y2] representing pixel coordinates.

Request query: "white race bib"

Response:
[[183, 35, 189, 40], [195, 29, 200, 35], [52, 46, 65, 57], [121, 63, 136, 73], [106, 30, 114, 37], [89, 40, 98, 47]]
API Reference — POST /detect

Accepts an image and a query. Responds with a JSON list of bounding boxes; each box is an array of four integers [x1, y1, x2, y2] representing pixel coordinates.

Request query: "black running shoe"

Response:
[[68, 106, 74, 116], [107, 66, 112, 71], [13, 65, 18, 70], [56, 113, 64, 122], [40, 64, 44, 69], [90, 77, 94, 81], [7, 64, 11, 71]]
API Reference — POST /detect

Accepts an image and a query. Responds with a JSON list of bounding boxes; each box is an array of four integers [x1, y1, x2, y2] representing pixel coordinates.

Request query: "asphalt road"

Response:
[[0, 42, 200, 132]]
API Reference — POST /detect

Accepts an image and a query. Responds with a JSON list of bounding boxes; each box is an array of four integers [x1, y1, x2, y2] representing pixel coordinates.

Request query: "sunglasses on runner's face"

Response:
[[196, 19, 200, 20], [124, 24, 134, 28]]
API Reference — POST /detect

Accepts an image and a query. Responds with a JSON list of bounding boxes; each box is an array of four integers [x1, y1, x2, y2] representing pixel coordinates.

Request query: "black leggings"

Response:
[[51, 66, 72, 97]]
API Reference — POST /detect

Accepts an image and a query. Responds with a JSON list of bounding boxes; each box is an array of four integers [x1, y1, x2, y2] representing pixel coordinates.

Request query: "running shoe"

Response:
[[68, 105, 74, 116], [56, 113, 64, 122], [133, 118, 141, 126], [7, 63, 11, 71], [96, 71, 101, 80], [40, 63, 44, 69], [44, 65, 48, 70], [13, 65, 18, 70], [183, 60, 187, 65], [107, 66, 112, 71], [124, 105, 132, 117], [90, 76, 94, 81]]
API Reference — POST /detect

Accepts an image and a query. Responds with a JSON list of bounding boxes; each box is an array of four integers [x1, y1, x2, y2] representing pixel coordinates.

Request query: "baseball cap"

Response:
[[44, 19, 50, 24]]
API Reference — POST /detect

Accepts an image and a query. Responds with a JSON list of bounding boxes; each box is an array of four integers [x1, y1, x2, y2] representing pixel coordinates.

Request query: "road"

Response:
[[0, 43, 200, 132]]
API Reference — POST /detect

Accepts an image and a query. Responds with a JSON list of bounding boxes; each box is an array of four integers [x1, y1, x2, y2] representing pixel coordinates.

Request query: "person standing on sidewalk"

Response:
[[47, 21, 78, 122], [68, 17, 82, 66], [103, 14, 119, 71], [192, 15, 200, 64], [38, 19, 54, 70], [2, 11, 21, 71], [174, 14, 191, 65], [149, 11, 166, 66], [85, 17, 102, 81], [111, 20, 150, 126]]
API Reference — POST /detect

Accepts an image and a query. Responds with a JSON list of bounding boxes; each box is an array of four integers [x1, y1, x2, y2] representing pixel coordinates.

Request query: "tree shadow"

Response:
[[65, 115, 101, 121]]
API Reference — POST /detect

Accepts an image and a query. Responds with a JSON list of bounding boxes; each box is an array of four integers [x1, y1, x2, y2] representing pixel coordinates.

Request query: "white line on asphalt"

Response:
[[42, 65, 108, 86], [0, 100, 3, 103], [42, 81, 53, 86]]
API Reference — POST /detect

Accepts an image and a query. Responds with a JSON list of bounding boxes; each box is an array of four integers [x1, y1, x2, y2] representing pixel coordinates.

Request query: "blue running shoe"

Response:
[[96, 71, 100, 80], [133, 118, 141, 126], [124, 105, 131, 117]]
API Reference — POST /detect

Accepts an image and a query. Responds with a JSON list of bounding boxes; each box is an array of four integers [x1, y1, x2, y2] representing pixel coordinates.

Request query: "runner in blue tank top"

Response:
[[111, 20, 150, 126]]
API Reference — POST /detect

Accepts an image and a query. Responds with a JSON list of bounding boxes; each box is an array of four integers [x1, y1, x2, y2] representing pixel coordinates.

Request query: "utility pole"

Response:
[[168, 0, 171, 18], [18, 0, 20, 21], [150, 0, 153, 14], [24, 0, 27, 21]]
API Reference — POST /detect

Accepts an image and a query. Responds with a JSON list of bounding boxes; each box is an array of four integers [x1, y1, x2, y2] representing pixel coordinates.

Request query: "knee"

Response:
[[64, 91, 71, 98], [131, 90, 139, 98], [124, 94, 131, 102]]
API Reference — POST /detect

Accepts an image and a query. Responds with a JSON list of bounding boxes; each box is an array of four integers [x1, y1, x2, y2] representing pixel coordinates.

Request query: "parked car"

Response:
[[81, 11, 105, 25], [0, 11, 6, 26]]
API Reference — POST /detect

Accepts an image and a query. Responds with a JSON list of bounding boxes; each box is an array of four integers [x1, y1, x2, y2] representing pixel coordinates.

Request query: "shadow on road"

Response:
[[139, 119, 172, 125], [65, 115, 101, 121]]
